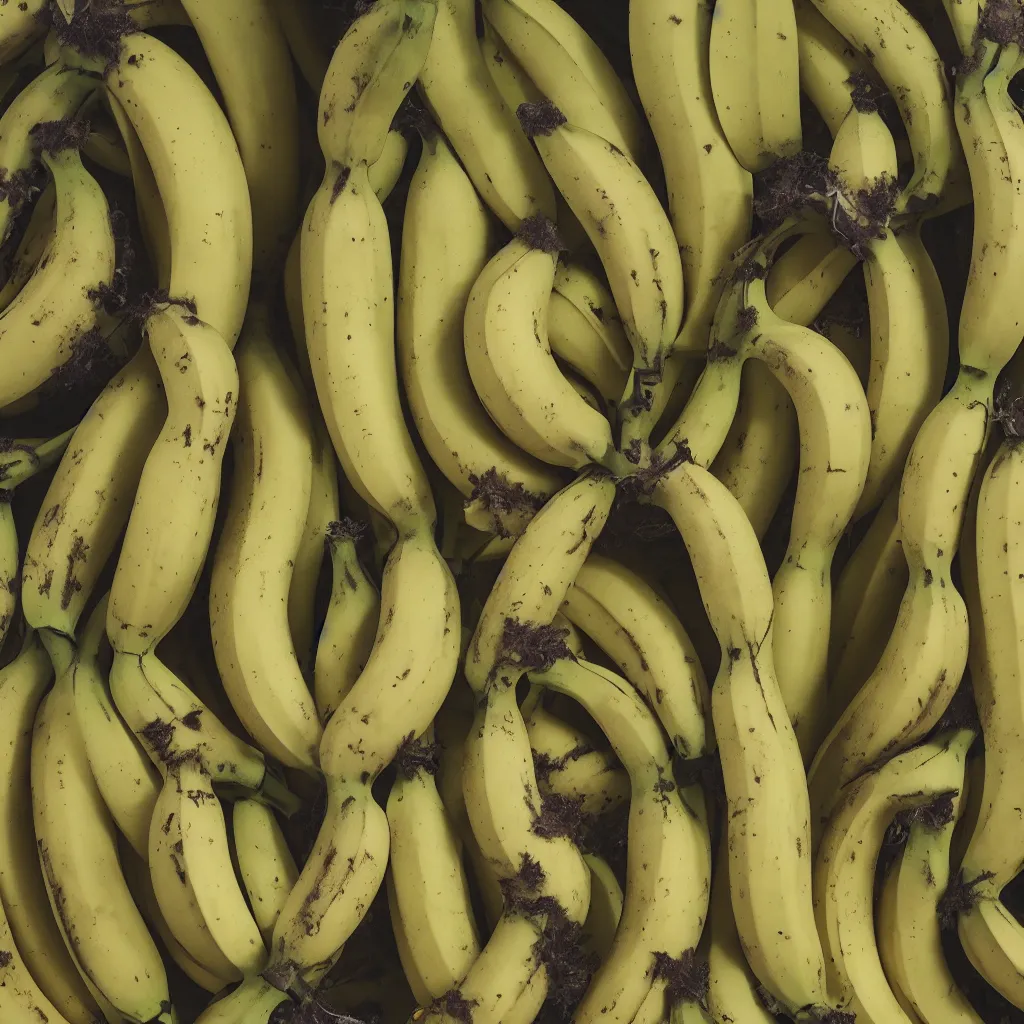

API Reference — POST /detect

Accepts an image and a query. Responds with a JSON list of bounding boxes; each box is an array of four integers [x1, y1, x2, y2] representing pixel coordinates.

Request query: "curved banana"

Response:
[[0, 144, 115, 411], [465, 469, 615, 693], [386, 728, 481, 999], [417, 0, 555, 229], [72, 593, 160, 860], [269, 0, 329, 93], [482, 0, 643, 159], [0, 0, 44, 63], [581, 853, 623, 961], [531, 657, 711, 1024], [313, 520, 380, 725], [33, 620, 174, 1024], [0, 492, 14, 647], [813, 729, 974, 1020], [21, 346, 165, 639], [654, 461, 831, 1017], [209, 304, 320, 772], [179, 0, 299, 274], [194, 974, 290, 1023], [463, 220, 615, 470], [397, 130, 565, 533], [104, 30, 252, 344], [561, 551, 709, 760], [520, 104, 684, 389], [708, 0, 802, 174], [806, 0, 956, 210], [0, 632, 101, 1024], [0, 60, 97, 245], [0, 177, 55, 311]]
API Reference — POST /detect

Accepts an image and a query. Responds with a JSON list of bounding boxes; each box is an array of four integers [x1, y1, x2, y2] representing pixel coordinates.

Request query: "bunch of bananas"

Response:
[[2, 0, 1024, 1022]]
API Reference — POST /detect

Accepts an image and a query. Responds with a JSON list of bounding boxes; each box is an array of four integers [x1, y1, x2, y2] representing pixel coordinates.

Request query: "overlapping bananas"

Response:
[[0, 0, 1020, 1022]]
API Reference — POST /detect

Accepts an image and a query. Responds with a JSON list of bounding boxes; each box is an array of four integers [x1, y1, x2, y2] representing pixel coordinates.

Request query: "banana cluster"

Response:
[[0, 0, 1021, 1022]]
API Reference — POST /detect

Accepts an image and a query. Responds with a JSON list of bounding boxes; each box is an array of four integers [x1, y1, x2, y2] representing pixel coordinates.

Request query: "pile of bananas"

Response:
[[3, 0, 1024, 1021]]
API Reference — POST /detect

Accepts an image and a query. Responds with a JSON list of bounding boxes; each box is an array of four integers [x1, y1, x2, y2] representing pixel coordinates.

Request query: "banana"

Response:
[[957, 431, 1024, 1007], [209, 303, 320, 772], [107, 302, 237, 656], [0, 60, 97, 245], [520, 105, 684, 406], [313, 520, 380, 725], [813, 729, 974, 1021], [288, 416, 338, 679], [629, 0, 753, 365], [33, 617, 174, 1024], [806, 0, 956, 210], [0, 143, 115, 411], [464, 469, 615, 693], [532, 657, 711, 1024], [874, 843, 927, 1022], [940, 0, 980, 54], [581, 853, 623, 961], [708, 0, 802, 173], [397, 130, 565, 532], [303, 158, 435, 536], [233, 799, 299, 946], [0, 632, 101, 1023], [386, 728, 481, 999], [876, 779, 983, 1022], [193, 975, 289, 1023], [0, 429, 74, 490], [0, 177, 54, 310], [103, 30, 252, 344], [807, 374, 987, 833], [826, 485, 908, 727], [560, 551, 710, 760], [463, 220, 616, 470], [482, 0, 644, 159], [179, 0, 299, 274], [317, 0, 436, 166], [417, 0, 555, 229], [269, 0, 330, 94], [653, 461, 831, 1017], [176, 755, 267, 976], [21, 346, 165, 639], [72, 593, 160, 860], [0, 0, 44, 63]]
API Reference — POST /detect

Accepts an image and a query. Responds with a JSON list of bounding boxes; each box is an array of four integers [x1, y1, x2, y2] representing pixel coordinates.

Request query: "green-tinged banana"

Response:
[[0, 60, 97, 244], [706, 839, 776, 1024], [21, 346, 165, 638], [520, 104, 684, 390], [179, 0, 299, 274], [708, 0, 802, 173], [303, 159, 435, 535], [209, 304, 320, 772], [0, 632, 100, 1023], [313, 520, 380, 725], [630, 0, 753, 363], [0, 144, 115, 411], [561, 552, 709, 760], [826, 485, 907, 729], [957, 431, 1024, 1007], [316, 0, 436, 168], [463, 218, 615, 470], [148, 767, 241, 985], [465, 469, 615, 693], [807, 0, 956, 209], [176, 756, 267, 976], [33, 618, 174, 1024], [532, 657, 711, 1024], [193, 975, 290, 1023], [233, 799, 299, 946], [397, 131, 564, 533], [876, 780, 983, 1023], [582, 853, 623, 962], [0, 429, 74, 490], [103, 30, 252, 344], [807, 374, 987, 833], [0, 178, 54, 310], [482, 0, 643, 159], [269, 0, 330, 93], [387, 730, 481, 999], [107, 303, 237, 655], [654, 461, 831, 1017], [813, 729, 974, 1021], [418, 0, 555, 229], [72, 593, 160, 860], [288, 416, 338, 679]]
